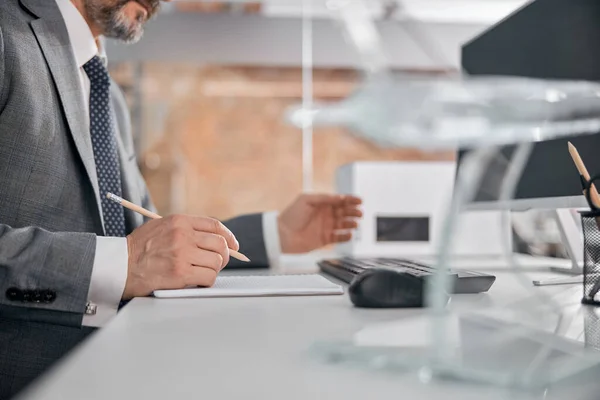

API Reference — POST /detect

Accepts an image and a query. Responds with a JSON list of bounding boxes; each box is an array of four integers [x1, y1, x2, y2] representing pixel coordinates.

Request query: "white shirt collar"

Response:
[[55, 0, 107, 68]]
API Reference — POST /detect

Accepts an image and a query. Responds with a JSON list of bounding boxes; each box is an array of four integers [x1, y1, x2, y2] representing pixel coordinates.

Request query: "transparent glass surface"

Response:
[[312, 287, 600, 392], [285, 0, 600, 392], [289, 76, 600, 389], [287, 75, 600, 150]]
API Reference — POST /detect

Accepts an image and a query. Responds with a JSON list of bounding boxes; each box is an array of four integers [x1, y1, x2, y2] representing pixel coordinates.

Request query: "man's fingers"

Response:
[[330, 231, 353, 243], [193, 232, 230, 268], [345, 208, 363, 218], [342, 196, 362, 206], [334, 206, 363, 219], [305, 194, 362, 207], [188, 216, 239, 251], [335, 219, 359, 230], [304, 194, 344, 206], [185, 266, 218, 288]]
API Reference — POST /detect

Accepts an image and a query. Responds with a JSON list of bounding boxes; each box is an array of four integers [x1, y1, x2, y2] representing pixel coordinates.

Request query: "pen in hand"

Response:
[[106, 192, 250, 263]]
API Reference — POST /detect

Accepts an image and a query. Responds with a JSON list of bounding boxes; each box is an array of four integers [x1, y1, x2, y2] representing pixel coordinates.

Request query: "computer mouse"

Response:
[[348, 268, 426, 308]]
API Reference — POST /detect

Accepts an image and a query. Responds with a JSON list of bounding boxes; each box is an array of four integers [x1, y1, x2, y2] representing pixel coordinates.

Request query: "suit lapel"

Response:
[[21, 0, 104, 232]]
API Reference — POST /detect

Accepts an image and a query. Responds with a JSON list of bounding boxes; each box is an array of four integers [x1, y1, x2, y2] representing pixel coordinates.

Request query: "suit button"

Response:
[[6, 287, 23, 302], [43, 290, 56, 303], [32, 291, 43, 303]]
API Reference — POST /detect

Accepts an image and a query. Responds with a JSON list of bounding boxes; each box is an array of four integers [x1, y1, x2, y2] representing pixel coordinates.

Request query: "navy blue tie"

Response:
[[83, 56, 127, 237]]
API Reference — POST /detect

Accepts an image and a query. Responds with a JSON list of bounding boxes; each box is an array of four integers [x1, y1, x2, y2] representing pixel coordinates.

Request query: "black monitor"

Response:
[[460, 0, 600, 210]]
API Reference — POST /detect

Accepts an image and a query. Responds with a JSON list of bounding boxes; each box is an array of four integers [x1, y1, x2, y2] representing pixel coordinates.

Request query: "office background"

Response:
[[16, 2, 597, 398], [104, 1, 560, 256], [102, 1, 495, 218]]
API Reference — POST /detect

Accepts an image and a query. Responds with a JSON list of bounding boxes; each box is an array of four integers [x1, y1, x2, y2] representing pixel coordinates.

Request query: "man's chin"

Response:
[[121, 31, 144, 44], [106, 26, 144, 44], [105, 12, 145, 43]]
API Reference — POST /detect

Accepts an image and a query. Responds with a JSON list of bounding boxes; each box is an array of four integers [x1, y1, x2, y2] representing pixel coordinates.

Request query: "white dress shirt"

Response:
[[55, 0, 281, 328]]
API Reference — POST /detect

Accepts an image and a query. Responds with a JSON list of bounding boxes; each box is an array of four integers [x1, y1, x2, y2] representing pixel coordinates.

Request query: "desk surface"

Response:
[[18, 255, 600, 400]]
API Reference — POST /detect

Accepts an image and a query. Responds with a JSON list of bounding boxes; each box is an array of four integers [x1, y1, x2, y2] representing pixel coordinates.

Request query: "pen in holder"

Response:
[[580, 175, 600, 306]]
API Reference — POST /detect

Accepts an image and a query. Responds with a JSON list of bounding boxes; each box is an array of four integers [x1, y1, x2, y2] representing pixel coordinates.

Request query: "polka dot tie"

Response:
[[83, 56, 126, 237]]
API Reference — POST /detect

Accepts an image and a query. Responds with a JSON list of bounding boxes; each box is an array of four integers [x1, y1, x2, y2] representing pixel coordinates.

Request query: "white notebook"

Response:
[[152, 274, 344, 299]]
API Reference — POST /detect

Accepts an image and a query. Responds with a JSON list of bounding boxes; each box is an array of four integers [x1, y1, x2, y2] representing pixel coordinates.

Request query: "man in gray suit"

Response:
[[0, 0, 362, 397]]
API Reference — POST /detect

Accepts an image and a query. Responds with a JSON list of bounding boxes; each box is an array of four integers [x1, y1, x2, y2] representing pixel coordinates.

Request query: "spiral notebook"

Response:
[[152, 274, 344, 298]]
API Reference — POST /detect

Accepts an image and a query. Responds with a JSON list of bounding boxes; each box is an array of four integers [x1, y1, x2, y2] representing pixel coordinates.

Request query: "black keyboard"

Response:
[[318, 257, 496, 294]]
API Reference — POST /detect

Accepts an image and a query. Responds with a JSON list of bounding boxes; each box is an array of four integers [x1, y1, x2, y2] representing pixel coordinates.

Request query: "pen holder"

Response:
[[580, 209, 600, 306], [584, 307, 600, 349], [581, 175, 600, 306]]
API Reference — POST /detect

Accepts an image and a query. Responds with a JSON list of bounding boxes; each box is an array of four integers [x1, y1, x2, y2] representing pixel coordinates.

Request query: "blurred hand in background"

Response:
[[278, 194, 363, 254]]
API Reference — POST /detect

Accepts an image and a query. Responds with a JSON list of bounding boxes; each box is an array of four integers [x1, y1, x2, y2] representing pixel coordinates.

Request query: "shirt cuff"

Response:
[[262, 211, 281, 268], [83, 237, 128, 327]]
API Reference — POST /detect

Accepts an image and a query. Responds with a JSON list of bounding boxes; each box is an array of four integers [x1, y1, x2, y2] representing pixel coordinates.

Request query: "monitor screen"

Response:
[[460, 0, 600, 209], [458, 135, 600, 209]]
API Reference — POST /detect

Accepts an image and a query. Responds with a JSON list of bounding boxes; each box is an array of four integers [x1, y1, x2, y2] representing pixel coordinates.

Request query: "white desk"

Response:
[[17, 255, 600, 400]]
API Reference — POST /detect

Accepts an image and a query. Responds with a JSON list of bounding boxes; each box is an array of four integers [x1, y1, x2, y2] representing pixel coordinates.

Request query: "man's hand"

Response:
[[278, 194, 363, 254], [122, 215, 239, 299]]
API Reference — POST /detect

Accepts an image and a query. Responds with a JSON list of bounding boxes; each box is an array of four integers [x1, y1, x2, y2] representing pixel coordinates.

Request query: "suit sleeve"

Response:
[[223, 214, 269, 268], [0, 224, 96, 327]]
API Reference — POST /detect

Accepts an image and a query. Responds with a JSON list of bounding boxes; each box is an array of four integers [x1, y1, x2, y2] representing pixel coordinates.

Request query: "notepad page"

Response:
[[152, 274, 344, 298]]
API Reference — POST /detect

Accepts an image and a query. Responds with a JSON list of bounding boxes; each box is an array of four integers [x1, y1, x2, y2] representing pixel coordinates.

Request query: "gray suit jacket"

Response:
[[0, 0, 269, 398]]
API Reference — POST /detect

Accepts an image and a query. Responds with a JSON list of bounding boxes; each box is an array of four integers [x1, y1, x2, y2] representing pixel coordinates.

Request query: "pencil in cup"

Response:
[[567, 142, 600, 233], [568, 142, 600, 209], [106, 193, 250, 263]]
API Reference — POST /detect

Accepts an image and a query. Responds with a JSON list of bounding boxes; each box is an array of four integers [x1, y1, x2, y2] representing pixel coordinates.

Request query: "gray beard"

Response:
[[108, 6, 145, 43], [84, 1, 147, 44]]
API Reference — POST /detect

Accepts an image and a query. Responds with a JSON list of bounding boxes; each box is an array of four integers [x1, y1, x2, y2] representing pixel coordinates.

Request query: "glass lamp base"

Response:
[[310, 312, 600, 391]]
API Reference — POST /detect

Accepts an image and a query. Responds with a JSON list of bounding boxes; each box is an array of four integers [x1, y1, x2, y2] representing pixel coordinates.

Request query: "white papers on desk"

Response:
[[152, 274, 344, 298]]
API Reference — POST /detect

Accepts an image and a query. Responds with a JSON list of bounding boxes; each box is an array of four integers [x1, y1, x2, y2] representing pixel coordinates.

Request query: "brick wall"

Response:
[[111, 64, 454, 219]]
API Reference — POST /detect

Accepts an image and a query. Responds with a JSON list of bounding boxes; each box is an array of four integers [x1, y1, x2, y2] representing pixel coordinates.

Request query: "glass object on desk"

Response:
[[287, 74, 600, 150], [286, 73, 600, 396], [288, 75, 600, 390], [290, 0, 600, 392], [311, 292, 600, 393]]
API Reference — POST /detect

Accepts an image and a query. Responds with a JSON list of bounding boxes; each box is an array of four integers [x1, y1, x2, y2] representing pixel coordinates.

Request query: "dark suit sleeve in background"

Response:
[[223, 214, 269, 268]]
